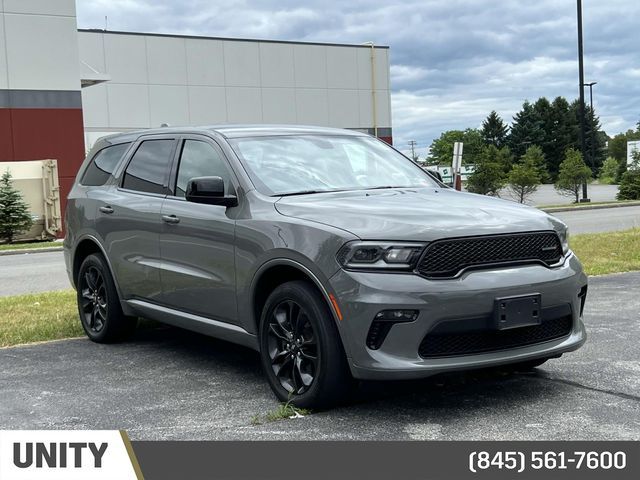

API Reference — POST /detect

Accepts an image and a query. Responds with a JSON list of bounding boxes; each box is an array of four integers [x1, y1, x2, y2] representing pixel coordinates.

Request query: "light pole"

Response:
[[576, 0, 589, 202], [583, 81, 597, 173]]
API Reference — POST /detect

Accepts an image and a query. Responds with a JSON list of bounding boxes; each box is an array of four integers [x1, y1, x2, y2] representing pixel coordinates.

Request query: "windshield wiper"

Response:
[[360, 185, 409, 191], [276, 190, 324, 197], [275, 189, 348, 197]]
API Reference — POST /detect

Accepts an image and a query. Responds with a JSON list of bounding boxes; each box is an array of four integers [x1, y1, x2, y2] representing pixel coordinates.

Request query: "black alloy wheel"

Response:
[[79, 266, 108, 333], [76, 253, 136, 343], [267, 299, 319, 395], [259, 280, 352, 409]]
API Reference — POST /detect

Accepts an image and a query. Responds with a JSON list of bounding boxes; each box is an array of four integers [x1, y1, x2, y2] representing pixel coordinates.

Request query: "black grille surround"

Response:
[[416, 231, 563, 279], [419, 313, 573, 358]]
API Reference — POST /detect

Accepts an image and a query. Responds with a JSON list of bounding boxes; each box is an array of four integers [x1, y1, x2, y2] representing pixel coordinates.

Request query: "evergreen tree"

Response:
[[507, 100, 544, 159], [508, 160, 542, 204], [555, 148, 592, 203], [481, 111, 509, 148], [545, 97, 576, 179], [569, 100, 606, 175], [519, 145, 549, 183], [0, 170, 33, 243], [466, 145, 507, 196]]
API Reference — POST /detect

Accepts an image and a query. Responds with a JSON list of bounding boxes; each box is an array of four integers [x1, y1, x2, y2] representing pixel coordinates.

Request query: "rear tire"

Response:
[[76, 253, 137, 343], [259, 280, 352, 410]]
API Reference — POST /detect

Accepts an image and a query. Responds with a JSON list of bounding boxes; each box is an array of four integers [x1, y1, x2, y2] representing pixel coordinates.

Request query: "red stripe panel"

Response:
[[8, 108, 85, 178], [0, 109, 15, 159]]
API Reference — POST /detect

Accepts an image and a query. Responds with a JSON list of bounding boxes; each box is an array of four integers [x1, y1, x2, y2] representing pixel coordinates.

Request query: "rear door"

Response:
[[159, 135, 239, 324], [96, 135, 178, 302]]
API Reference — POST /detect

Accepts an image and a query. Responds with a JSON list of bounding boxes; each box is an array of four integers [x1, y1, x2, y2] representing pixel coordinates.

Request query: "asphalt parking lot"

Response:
[[1, 272, 638, 440]]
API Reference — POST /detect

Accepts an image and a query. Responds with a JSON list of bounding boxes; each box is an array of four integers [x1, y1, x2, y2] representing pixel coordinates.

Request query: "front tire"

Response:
[[259, 281, 352, 410], [76, 253, 136, 343]]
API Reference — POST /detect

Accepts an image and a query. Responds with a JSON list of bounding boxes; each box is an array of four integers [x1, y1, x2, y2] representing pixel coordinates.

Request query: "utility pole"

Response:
[[408, 140, 417, 161], [577, 0, 589, 202]]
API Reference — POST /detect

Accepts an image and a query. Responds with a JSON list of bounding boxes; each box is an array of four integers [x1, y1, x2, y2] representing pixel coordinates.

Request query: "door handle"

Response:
[[162, 214, 180, 224], [99, 205, 114, 214]]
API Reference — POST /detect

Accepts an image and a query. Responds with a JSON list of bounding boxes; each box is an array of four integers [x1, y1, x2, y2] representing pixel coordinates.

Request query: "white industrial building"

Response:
[[78, 30, 393, 148]]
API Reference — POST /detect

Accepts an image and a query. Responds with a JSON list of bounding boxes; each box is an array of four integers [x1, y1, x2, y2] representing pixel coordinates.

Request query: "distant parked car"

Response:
[[64, 125, 587, 409]]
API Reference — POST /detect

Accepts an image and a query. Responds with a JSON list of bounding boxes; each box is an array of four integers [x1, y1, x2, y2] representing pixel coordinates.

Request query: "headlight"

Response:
[[337, 241, 426, 271], [557, 225, 570, 255]]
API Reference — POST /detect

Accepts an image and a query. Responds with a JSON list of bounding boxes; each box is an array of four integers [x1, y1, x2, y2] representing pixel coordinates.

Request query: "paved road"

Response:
[[1, 203, 638, 297], [551, 206, 640, 234], [1, 272, 638, 440], [0, 251, 70, 296]]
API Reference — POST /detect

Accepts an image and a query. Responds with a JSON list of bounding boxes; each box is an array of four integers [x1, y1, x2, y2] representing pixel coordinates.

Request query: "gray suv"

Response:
[[64, 125, 587, 408]]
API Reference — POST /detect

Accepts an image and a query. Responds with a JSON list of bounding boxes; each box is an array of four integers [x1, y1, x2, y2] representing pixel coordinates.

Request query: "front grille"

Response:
[[418, 315, 572, 358], [417, 231, 563, 279]]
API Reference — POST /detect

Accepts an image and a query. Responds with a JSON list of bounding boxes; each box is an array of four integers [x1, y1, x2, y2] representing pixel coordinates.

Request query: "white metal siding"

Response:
[[79, 31, 391, 141]]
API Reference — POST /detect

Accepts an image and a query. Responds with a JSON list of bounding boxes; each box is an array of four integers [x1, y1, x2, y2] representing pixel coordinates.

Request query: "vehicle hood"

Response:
[[274, 188, 565, 241]]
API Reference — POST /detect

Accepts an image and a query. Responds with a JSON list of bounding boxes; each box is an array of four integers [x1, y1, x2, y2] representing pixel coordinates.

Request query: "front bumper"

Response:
[[329, 253, 587, 380]]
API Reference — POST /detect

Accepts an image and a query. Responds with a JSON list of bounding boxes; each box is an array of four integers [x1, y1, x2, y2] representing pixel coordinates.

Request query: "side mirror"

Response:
[[185, 176, 238, 207]]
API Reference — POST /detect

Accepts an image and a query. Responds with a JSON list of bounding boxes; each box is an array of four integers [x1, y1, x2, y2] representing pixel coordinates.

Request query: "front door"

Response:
[[159, 137, 239, 324]]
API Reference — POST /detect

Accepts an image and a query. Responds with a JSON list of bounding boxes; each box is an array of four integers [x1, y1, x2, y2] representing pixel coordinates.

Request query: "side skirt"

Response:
[[126, 299, 259, 351]]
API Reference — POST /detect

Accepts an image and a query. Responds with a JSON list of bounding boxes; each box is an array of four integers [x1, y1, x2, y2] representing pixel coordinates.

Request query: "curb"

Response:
[[541, 202, 640, 213], [0, 246, 63, 256]]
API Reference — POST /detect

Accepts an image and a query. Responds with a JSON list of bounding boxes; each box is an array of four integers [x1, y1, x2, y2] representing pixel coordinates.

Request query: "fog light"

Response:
[[366, 310, 419, 350], [374, 309, 419, 322]]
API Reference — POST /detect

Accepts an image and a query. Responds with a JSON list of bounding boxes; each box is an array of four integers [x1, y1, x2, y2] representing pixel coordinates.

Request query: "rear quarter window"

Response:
[[81, 143, 131, 186]]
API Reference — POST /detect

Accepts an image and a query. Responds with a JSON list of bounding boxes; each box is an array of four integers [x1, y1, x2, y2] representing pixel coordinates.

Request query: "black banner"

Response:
[[132, 441, 639, 480]]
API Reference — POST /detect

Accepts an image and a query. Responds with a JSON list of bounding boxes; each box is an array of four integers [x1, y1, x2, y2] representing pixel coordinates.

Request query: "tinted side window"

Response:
[[81, 143, 131, 186], [122, 140, 174, 194], [175, 140, 233, 197]]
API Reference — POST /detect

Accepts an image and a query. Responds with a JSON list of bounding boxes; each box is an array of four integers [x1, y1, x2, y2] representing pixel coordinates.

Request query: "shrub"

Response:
[[0, 170, 33, 243], [598, 157, 620, 185], [617, 151, 640, 200]]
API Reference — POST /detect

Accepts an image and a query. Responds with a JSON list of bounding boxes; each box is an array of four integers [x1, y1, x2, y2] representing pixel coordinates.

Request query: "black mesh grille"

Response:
[[417, 231, 562, 278], [418, 315, 572, 358]]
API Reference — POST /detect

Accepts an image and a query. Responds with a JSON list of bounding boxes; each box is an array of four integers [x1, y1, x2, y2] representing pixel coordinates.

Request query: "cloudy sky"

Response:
[[76, 0, 640, 156]]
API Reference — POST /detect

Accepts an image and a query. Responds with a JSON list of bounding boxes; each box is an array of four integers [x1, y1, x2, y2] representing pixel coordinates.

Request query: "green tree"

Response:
[[481, 111, 509, 148], [427, 128, 484, 165], [617, 150, 640, 200], [608, 133, 628, 162], [0, 170, 33, 243], [543, 97, 576, 178], [507, 161, 541, 204], [466, 145, 507, 196], [519, 145, 549, 183], [608, 129, 640, 182], [507, 100, 544, 159], [555, 148, 592, 203], [598, 157, 620, 185], [569, 100, 607, 174]]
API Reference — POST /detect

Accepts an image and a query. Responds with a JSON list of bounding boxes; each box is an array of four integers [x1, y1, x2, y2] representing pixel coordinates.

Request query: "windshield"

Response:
[[229, 135, 438, 196]]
